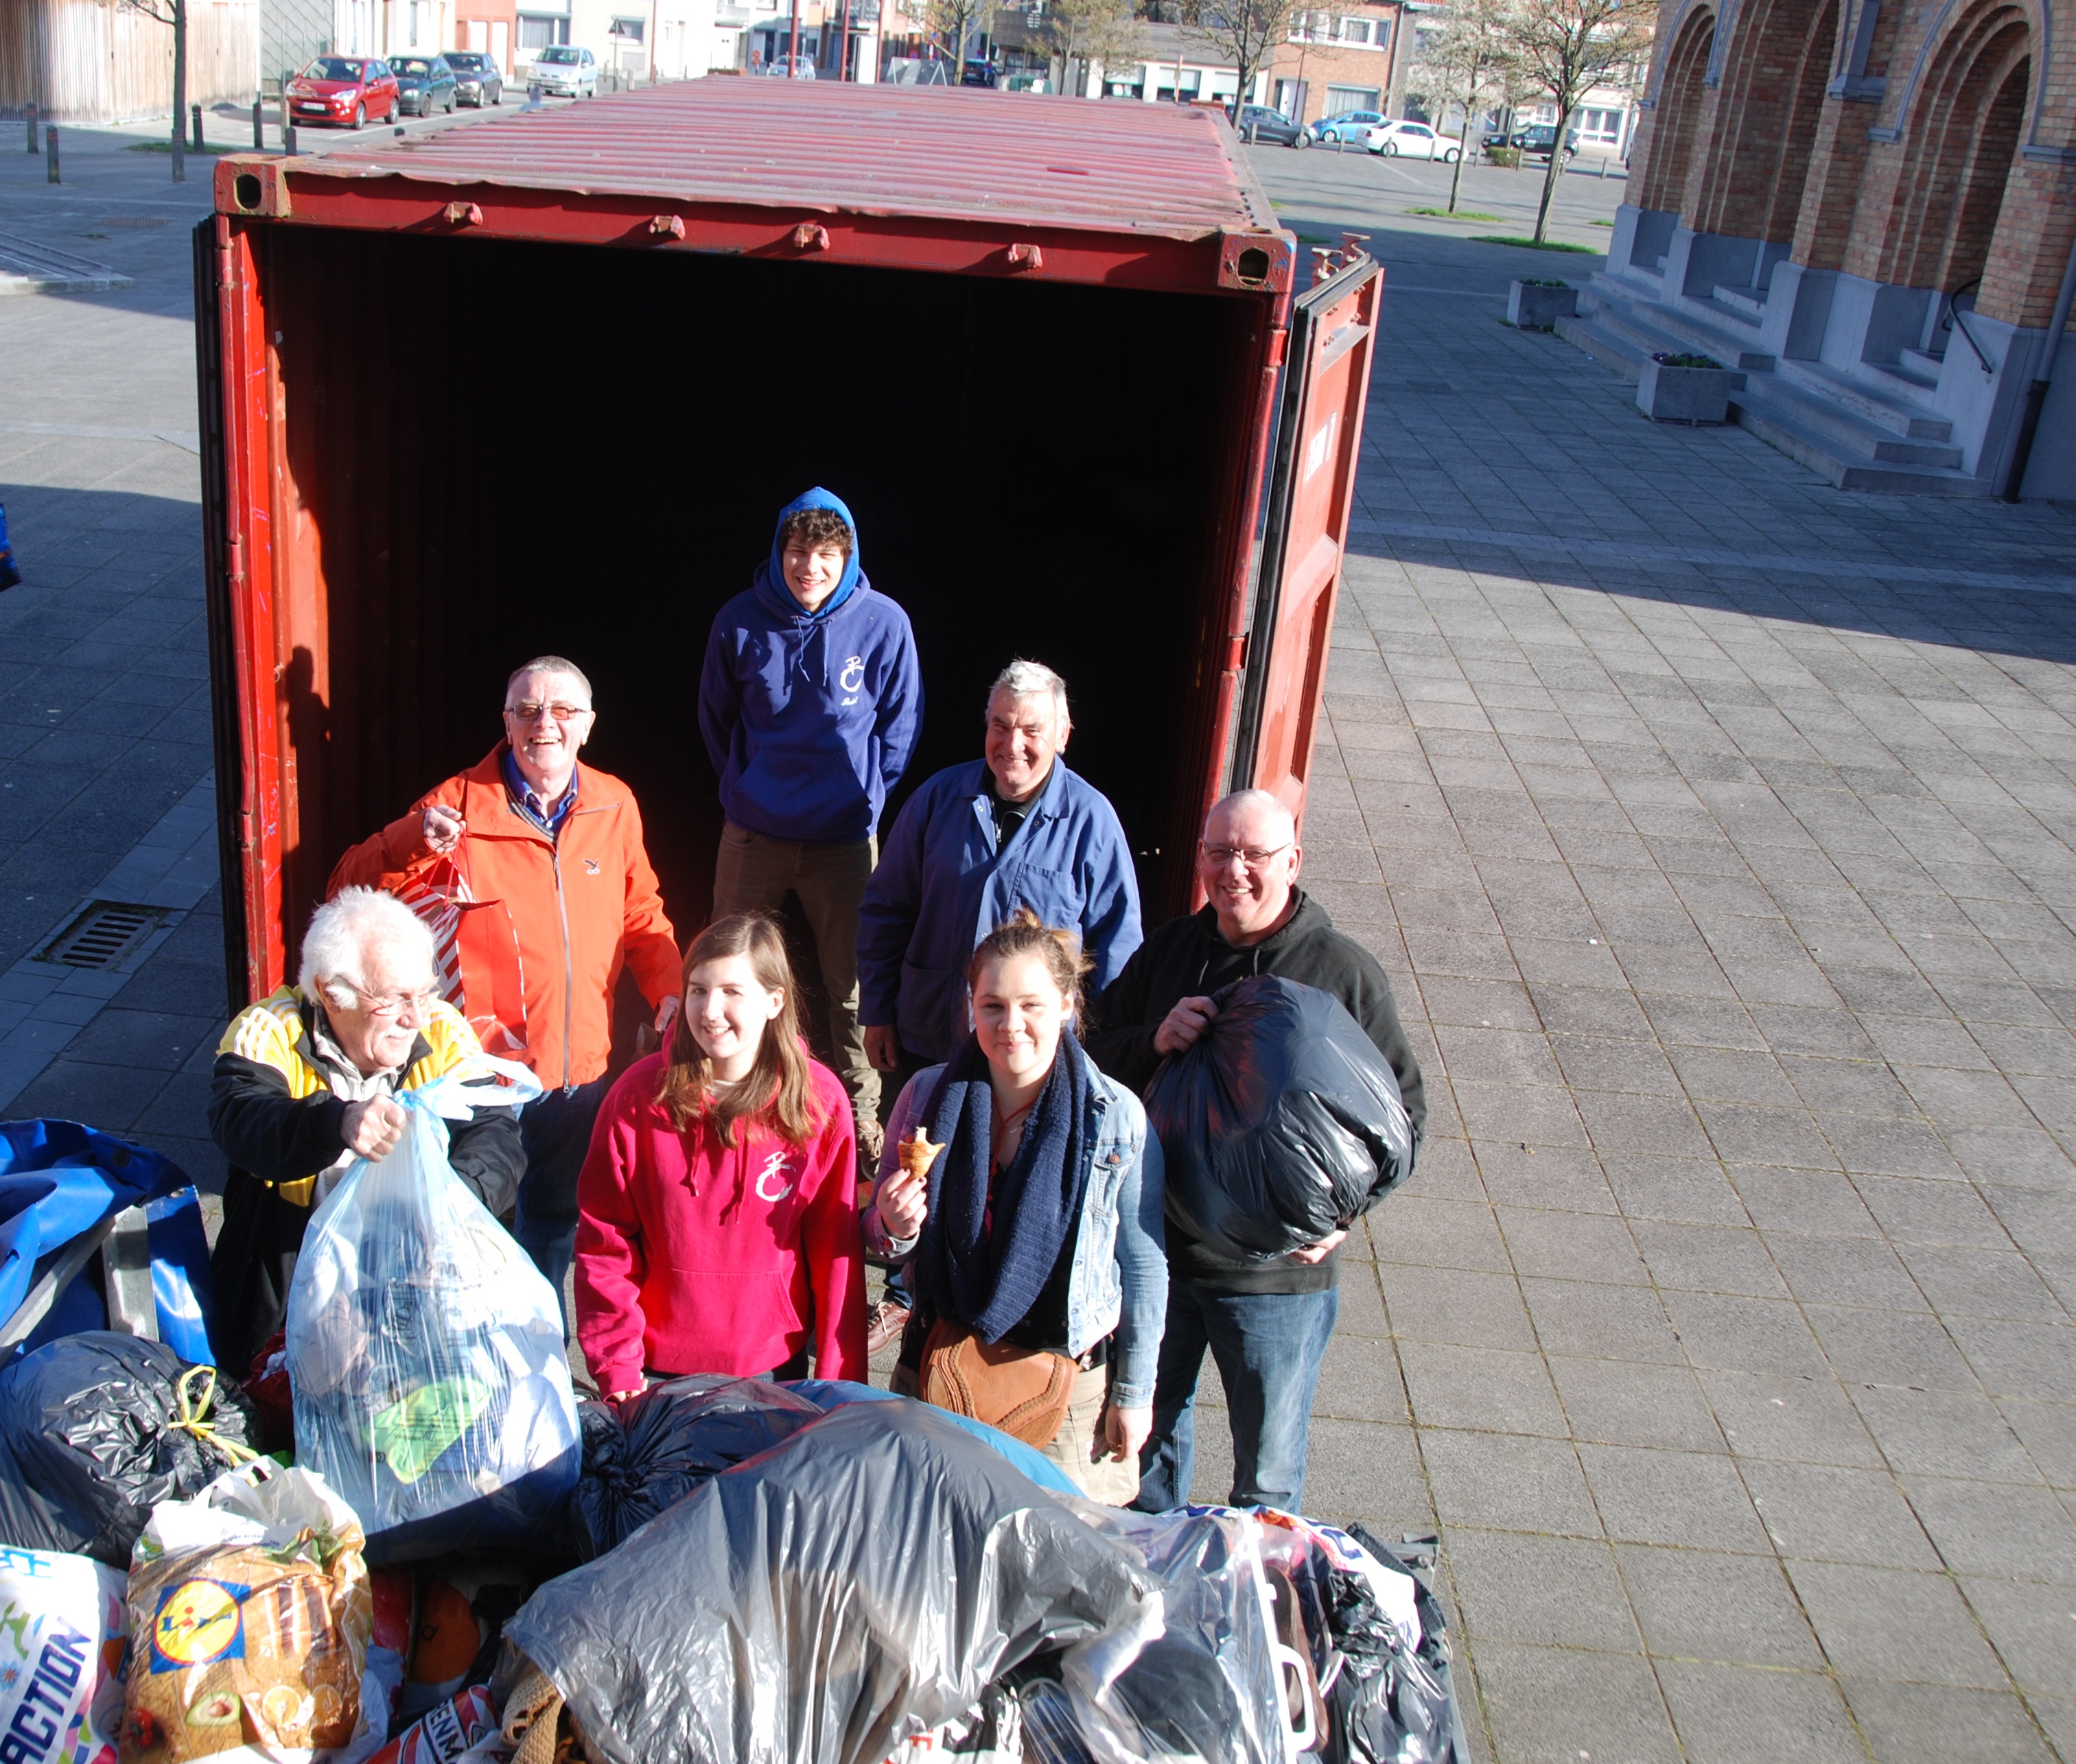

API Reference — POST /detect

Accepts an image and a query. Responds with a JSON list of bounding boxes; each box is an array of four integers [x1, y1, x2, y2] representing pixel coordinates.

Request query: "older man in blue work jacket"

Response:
[[859, 657, 1142, 1100]]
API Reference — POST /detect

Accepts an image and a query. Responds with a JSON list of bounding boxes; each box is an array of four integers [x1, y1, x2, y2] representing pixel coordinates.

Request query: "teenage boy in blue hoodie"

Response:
[[699, 489, 924, 1153]]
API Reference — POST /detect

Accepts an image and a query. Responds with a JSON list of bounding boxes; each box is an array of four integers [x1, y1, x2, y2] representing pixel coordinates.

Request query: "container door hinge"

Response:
[[1226, 633, 1250, 672], [217, 241, 238, 292], [1266, 328, 1288, 368]]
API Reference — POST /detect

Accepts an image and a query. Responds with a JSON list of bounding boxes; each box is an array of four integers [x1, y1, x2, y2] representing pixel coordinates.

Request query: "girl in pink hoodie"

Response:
[[574, 913, 867, 1397]]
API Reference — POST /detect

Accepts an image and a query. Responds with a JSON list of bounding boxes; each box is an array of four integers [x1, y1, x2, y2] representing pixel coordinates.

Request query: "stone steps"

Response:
[[1554, 311, 1652, 381], [1558, 277, 1989, 496], [1577, 285, 1760, 371], [1773, 357, 1952, 439], [1712, 283, 1768, 320], [1726, 388, 1985, 494], [1729, 375, 1964, 467]]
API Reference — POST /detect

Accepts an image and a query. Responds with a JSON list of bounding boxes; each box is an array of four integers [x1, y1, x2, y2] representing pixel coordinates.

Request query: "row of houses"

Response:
[[1, 0, 1640, 156]]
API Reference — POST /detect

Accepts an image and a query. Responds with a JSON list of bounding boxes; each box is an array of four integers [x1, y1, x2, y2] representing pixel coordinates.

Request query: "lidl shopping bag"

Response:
[[121, 1463, 373, 1764], [0, 1544, 128, 1764], [285, 1061, 577, 1562]]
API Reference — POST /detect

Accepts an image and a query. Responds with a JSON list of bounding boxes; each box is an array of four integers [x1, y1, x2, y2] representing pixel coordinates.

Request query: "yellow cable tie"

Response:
[[171, 1363, 264, 1468]]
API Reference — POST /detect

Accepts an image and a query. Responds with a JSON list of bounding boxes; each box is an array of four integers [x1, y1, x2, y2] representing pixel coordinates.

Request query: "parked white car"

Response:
[[531, 45, 597, 97], [1363, 119, 1461, 162]]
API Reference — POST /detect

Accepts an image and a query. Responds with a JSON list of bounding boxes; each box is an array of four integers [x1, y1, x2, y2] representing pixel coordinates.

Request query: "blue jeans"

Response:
[[514, 1074, 611, 1334], [1133, 1281, 1338, 1514]]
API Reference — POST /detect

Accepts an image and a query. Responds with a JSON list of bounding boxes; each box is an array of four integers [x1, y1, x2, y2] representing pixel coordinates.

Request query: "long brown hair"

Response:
[[964, 907, 1091, 1021], [655, 913, 822, 1147]]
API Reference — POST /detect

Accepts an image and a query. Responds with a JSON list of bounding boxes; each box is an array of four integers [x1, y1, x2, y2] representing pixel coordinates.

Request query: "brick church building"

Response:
[[1560, 0, 2076, 498]]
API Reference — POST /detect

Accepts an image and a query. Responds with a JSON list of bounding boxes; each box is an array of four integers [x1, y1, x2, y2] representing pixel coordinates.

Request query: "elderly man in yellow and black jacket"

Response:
[[209, 886, 526, 1369]]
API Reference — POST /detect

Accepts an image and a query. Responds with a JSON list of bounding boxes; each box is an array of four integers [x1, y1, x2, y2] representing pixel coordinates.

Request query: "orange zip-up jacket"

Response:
[[327, 744, 681, 1089]]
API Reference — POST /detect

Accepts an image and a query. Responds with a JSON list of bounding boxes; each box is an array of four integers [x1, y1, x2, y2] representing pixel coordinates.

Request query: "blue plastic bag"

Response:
[[286, 1057, 579, 1560], [0, 1118, 219, 1364], [0, 504, 18, 592]]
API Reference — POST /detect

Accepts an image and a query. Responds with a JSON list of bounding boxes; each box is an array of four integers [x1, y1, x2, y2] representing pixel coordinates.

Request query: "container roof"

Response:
[[291, 78, 1279, 242]]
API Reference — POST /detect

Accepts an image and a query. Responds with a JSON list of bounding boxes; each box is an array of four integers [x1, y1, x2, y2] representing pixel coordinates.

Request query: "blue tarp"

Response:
[[0, 1119, 218, 1365]]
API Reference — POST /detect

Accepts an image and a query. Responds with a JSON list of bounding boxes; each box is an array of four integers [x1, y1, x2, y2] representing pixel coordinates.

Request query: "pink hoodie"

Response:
[[574, 1052, 866, 1395]]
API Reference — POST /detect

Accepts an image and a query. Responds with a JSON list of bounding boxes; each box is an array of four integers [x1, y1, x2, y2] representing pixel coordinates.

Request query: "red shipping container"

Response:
[[195, 79, 1380, 1004]]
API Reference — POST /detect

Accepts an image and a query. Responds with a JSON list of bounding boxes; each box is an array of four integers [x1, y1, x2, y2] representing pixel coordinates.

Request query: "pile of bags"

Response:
[[0, 1043, 1460, 1764]]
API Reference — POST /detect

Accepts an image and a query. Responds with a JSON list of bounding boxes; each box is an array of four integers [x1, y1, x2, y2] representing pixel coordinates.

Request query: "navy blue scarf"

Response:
[[915, 1032, 1088, 1344]]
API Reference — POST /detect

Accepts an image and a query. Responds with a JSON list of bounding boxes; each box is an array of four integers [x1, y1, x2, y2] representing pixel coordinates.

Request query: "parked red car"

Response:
[[286, 57, 401, 129]]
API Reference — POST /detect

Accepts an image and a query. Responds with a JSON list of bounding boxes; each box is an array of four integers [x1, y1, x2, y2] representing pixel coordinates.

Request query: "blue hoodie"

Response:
[[699, 489, 924, 843]]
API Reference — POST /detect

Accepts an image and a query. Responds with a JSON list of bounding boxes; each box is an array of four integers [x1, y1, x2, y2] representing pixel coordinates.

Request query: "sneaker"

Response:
[[866, 1297, 911, 1355]]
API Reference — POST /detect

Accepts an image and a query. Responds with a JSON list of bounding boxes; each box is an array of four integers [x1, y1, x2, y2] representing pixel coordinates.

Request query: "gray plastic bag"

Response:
[[505, 1399, 1158, 1764]]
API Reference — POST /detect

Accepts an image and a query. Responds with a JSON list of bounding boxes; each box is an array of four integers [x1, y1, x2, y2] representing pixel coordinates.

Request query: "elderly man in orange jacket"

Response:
[[329, 655, 681, 1324]]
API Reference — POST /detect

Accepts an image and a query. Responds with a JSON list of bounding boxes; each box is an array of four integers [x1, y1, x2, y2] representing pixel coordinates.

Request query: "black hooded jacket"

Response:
[[1086, 889, 1425, 1294]]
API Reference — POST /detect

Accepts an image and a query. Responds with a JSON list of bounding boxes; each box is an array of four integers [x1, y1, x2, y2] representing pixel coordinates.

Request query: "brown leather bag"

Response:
[[920, 1317, 1078, 1446]]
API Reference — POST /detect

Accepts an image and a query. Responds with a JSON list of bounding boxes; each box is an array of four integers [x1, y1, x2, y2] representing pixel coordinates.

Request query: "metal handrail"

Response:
[[1942, 277, 1994, 375]]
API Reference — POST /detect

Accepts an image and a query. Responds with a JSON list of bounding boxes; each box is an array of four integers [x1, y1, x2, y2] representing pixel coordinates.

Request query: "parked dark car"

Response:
[[1484, 122, 1580, 158], [1231, 104, 1309, 148], [960, 58, 998, 86], [285, 56, 399, 128], [393, 54, 460, 116], [445, 51, 504, 106]]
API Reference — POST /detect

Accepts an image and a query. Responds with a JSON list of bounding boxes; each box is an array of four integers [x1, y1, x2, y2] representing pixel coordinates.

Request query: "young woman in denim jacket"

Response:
[[865, 909, 1166, 1504]]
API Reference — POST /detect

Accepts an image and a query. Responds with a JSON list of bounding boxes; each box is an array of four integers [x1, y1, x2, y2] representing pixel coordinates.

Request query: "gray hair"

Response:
[[987, 659, 1071, 734], [299, 887, 439, 1013], [506, 655, 593, 706], [1205, 788, 1296, 843]]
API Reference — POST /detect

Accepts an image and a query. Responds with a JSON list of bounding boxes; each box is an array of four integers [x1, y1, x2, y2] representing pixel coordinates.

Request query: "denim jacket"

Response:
[[863, 1043, 1168, 1408]]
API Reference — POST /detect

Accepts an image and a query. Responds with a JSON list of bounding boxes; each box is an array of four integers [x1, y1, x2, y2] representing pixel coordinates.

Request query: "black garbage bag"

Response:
[[1144, 975, 1414, 1260], [568, 1374, 825, 1560], [1322, 1527, 1464, 1764], [0, 1331, 257, 1566], [506, 1398, 1159, 1764]]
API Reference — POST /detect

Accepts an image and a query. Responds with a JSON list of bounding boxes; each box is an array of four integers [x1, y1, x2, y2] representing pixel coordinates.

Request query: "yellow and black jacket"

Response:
[[207, 985, 526, 1368]]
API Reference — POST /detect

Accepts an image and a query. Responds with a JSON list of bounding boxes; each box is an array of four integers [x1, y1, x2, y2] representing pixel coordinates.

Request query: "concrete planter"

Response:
[[1508, 280, 1577, 330], [1636, 357, 1738, 423]]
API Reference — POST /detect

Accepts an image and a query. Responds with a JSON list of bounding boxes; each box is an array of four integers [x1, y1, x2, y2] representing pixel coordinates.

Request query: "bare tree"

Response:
[[1404, 0, 1521, 213], [122, 0, 188, 181], [916, 0, 990, 75], [1038, 0, 1145, 93], [1172, 0, 1303, 113], [1505, 0, 1651, 241]]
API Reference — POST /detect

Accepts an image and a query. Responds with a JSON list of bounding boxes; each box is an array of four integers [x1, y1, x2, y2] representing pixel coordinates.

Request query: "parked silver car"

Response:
[[531, 45, 597, 97]]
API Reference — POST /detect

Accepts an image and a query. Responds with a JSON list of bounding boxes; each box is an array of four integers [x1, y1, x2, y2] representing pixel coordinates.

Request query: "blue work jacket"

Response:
[[856, 759, 1142, 1063]]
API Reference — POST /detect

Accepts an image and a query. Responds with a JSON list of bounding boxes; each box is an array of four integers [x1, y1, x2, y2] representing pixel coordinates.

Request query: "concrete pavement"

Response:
[[1250, 145, 2076, 1764], [0, 109, 2072, 1764]]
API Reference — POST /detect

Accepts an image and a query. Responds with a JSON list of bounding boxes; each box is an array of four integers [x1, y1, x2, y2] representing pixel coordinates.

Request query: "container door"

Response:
[[1232, 249, 1381, 824]]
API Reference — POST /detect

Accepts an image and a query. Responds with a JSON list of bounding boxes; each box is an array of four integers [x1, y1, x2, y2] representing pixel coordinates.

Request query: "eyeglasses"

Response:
[[1200, 841, 1293, 869], [504, 701, 592, 723], [358, 987, 438, 1020]]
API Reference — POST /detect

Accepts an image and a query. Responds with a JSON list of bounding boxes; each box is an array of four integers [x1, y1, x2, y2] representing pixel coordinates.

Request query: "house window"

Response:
[[609, 14, 644, 37], [1578, 106, 1624, 141], [1287, 10, 1329, 40], [518, 12, 570, 49], [1337, 17, 1371, 43], [1325, 83, 1380, 113]]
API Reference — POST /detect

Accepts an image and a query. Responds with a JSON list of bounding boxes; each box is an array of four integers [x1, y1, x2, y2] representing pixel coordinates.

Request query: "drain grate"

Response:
[[40, 901, 163, 970]]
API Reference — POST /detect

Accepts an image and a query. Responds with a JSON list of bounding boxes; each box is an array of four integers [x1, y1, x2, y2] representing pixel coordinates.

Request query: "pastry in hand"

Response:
[[899, 1128, 946, 1181]]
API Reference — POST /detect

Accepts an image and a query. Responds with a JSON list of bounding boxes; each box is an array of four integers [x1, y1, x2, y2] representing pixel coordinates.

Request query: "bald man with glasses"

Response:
[[1086, 789, 1426, 1516]]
